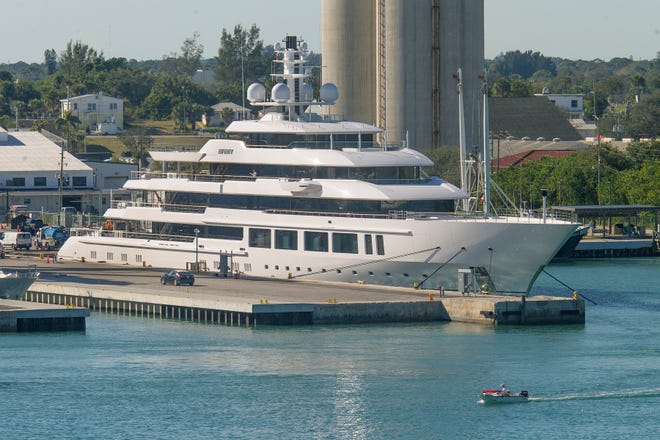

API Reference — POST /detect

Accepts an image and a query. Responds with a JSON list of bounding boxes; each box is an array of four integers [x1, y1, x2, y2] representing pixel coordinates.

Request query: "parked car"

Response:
[[160, 270, 195, 286], [0, 231, 32, 250]]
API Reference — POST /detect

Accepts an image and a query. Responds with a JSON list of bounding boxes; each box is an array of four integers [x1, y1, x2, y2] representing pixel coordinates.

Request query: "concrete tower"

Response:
[[321, 0, 484, 151]]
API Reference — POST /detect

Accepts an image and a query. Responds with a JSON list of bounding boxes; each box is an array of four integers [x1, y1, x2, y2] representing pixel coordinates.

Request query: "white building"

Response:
[[61, 92, 124, 134], [0, 128, 134, 221], [536, 89, 584, 119]]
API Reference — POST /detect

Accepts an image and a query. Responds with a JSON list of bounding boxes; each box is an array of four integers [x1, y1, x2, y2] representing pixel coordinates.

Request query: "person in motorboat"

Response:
[[480, 386, 529, 404]]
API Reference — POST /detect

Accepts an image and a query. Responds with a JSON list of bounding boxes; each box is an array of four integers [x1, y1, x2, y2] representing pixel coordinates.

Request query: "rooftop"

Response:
[[490, 97, 583, 142], [0, 130, 91, 173]]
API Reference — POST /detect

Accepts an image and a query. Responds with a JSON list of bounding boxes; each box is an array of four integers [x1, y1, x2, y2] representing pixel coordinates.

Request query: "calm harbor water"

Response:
[[2, 258, 659, 439]]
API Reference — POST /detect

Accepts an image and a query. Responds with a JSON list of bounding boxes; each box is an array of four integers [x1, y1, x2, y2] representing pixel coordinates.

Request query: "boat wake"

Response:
[[530, 387, 660, 402]]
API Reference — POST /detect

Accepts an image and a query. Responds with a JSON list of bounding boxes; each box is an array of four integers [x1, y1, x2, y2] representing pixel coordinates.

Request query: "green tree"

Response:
[[490, 76, 532, 97], [58, 40, 104, 79], [161, 33, 204, 77], [422, 146, 461, 186], [214, 24, 271, 103], [44, 49, 57, 75], [488, 50, 556, 80], [625, 139, 660, 166], [616, 160, 660, 205], [628, 93, 660, 137]]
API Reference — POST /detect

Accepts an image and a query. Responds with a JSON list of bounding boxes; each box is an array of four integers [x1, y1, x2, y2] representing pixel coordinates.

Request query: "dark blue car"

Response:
[[160, 270, 195, 286]]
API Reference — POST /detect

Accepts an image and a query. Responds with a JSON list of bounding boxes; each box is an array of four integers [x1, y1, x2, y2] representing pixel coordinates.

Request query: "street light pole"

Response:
[[194, 228, 200, 272], [58, 140, 64, 225], [592, 82, 601, 205]]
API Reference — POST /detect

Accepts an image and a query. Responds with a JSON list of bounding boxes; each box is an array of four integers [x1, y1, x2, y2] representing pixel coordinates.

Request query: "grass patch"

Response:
[[86, 136, 127, 157]]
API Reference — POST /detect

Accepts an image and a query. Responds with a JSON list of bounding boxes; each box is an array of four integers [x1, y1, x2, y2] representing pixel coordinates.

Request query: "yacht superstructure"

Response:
[[58, 36, 578, 295]]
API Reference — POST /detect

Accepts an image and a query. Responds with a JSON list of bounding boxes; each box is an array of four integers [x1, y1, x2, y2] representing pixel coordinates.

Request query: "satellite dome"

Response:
[[271, 83, 290, 103], [246, 82, 266, 104], [320, 83, 339, 104], [301, 82, 313, 102]]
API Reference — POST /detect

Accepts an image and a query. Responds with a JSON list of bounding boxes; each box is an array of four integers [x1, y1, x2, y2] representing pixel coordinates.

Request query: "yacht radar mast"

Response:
[[247, 36, 337, 122]]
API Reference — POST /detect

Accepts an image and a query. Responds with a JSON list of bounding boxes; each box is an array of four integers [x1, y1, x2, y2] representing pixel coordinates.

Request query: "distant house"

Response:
[[61, 92, 124, 134], [535, 88, 584, 119], [202, 102, 251, 127]]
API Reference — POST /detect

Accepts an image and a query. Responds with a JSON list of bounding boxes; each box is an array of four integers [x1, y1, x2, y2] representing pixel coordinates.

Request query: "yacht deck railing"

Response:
[[130, 171, 427, 185], [109, 201, 576, 223]]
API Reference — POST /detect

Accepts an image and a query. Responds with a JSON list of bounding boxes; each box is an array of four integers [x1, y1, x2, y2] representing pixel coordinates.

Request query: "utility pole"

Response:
[[593, 81, 601, 205], [58, 140, 64, 225]]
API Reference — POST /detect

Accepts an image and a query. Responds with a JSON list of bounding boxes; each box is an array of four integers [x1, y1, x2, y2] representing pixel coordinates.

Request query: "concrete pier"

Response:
[[8, 259, 585, 327], [0, 299, 89, 332]]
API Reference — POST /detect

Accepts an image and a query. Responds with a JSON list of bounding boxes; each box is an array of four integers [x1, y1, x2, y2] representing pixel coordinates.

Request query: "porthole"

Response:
[[352, 270, 357, 275]]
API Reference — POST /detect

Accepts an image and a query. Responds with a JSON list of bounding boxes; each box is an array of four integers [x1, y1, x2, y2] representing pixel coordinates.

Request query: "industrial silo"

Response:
[[321, 0, 484, 151], [320, 0, 376, 124]]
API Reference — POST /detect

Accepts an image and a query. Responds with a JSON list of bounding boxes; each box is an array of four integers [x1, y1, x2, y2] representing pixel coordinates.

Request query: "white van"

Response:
[[0, 231, 32, 250]]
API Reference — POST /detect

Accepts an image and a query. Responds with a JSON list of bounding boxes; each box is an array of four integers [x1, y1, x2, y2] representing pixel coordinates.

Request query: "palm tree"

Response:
[[55, 109, 81, 152]]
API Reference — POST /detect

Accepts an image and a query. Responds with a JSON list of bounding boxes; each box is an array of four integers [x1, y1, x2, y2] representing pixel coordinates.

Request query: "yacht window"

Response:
[[333, 233, 358, 254], [249, 228, 271, 248], [304, 231, 328, 252], [209, 226, 243, 240], [365, 235, 373, 255], [275, 230, 298, 250], [376, 235, 385, 255]]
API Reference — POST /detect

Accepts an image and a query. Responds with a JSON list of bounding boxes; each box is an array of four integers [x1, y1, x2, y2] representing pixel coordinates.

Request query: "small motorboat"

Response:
[[480, 387, 529, 404]]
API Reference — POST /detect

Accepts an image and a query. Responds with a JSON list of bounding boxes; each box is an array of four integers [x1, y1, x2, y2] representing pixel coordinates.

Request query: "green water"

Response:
[[2, 258, 659, 439]]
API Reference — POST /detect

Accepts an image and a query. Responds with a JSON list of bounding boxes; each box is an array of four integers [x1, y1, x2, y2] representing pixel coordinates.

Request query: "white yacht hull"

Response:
[[58, 209, 577, 294]]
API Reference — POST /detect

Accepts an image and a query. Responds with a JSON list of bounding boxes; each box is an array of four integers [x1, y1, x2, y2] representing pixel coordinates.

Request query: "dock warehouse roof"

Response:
[[0, 129, 91, 173], [553, 205, 660, 218]]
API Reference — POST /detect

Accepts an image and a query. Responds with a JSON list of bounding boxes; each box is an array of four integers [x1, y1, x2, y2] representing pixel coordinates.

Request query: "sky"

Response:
[[2, 0, 659, 64]]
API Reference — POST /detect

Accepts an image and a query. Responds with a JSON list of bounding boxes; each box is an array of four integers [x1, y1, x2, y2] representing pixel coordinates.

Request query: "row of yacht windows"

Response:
[[149, 222, 385, 255], [163, 192, 454, 215], [249, 229, 384, 254], [232, 132, 375, 150], [208, 164, 421, 182]]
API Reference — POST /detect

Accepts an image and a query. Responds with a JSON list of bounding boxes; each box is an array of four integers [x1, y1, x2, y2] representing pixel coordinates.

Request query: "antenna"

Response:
[[454, 68, 468, 212], [480, 72, 490, 215]]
